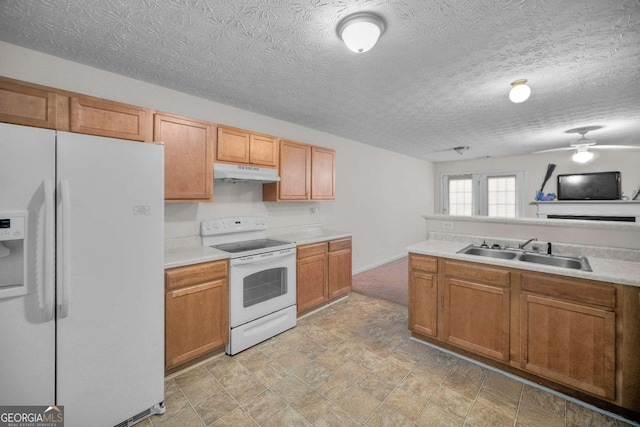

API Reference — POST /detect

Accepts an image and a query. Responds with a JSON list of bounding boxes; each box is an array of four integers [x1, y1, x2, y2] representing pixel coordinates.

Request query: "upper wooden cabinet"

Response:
[[70, 96, 149, 141], [0, 77, 65, 129], [216, 125, 278, 167], [311, 147, 335, 200], [264, 139, 335, 202], [154, 113, 214, 202]]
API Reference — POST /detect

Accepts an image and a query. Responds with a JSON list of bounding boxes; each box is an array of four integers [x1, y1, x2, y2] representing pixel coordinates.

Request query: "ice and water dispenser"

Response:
[[0, 211, 28, 299]]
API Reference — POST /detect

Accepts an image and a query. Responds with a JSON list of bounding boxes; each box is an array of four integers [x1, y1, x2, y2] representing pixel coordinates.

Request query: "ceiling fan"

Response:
[[535, 126, 639, 163]]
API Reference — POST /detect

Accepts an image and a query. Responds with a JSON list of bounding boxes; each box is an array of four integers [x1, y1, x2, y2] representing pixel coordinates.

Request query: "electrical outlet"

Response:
[[310, 207, 318, 217], [265, 211, 271, 219], [443, 221, 454, 230]]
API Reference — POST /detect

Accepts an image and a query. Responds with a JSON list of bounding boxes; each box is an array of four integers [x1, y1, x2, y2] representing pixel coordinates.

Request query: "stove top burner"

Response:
[[213, 238, 291, 254]]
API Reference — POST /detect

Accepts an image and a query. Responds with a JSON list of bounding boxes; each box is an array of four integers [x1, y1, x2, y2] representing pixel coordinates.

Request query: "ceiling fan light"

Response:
[[509, 79, 531, 103], [338, 12, 385, 53], [572, 147, 594, 163]]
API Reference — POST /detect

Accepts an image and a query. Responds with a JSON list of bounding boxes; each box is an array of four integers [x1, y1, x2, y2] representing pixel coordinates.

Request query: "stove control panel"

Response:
[[201, 216, 267, 236]]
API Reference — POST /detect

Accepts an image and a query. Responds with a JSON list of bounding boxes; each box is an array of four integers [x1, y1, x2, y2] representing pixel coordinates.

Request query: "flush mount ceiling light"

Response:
[[509, 79, 531, 103], [337, 12, 385, 53], [572, 145, 595, 163]]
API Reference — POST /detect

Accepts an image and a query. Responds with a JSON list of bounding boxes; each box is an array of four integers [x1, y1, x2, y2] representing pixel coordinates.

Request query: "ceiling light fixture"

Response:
[[572, 146, 594, 163], [509, 79, 531, 103], [337, 12, 385, 53]]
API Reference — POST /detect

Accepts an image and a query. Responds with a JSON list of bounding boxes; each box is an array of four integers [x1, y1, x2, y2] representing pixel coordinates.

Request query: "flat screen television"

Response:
[[557, 171, 621, 200]]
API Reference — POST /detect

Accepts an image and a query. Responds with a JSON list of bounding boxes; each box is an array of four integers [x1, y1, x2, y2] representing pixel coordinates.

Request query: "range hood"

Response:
[[213, 162, 280, 183]]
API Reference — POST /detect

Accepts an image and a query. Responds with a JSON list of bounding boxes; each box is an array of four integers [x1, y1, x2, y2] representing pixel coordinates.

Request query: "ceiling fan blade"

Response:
[[590, 145, 640, 150], [533, 147, 574, 154]]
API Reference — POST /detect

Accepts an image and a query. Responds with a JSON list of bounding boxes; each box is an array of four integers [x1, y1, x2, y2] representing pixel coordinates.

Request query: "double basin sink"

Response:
[[457, 244, 592, 271]]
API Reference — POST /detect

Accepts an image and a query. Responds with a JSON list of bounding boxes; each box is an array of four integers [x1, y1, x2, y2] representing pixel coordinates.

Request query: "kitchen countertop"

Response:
[[164, 237, 229, 269], [407, 239, 640, 288], [164, 228, 352, 269], [270, 229, 352, 245]]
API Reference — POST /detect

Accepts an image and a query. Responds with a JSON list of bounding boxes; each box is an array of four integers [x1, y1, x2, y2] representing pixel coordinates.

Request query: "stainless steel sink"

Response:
[[459, 246, 519, 260], [457, 244, 592, 271], [518, 253, 592, 271]]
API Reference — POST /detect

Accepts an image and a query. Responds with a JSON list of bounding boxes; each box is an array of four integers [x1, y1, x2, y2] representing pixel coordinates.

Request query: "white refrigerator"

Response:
[[0, 123, 165, 426]]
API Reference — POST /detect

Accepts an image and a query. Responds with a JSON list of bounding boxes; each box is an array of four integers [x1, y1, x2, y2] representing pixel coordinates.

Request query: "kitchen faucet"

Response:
[[518, 238, 538, 250]]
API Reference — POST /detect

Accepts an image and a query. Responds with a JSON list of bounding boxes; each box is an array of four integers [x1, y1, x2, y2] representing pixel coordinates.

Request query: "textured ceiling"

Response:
[[1, 0, 639, 162]]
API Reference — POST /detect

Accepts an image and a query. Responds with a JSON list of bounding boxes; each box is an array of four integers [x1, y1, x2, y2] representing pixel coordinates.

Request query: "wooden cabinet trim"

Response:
[[249, 133, 278, 167]]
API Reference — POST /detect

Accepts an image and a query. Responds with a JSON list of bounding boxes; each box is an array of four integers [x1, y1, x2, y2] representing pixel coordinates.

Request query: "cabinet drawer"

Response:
[[443, 260, 510, 287], [165, 260, 228, 290], [410, 254, 438, 273], [328, 238, 351, 252], [520, 272, 615, 309], [297, 242, 328, 259]]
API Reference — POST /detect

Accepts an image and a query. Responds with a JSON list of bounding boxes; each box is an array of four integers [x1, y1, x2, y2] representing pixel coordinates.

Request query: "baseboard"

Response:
[[352, 253, 407, 275]]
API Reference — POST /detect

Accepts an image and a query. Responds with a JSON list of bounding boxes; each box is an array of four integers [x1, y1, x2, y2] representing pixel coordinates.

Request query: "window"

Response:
[[442, 172, 524, 217], [448, 176, 473, 216]]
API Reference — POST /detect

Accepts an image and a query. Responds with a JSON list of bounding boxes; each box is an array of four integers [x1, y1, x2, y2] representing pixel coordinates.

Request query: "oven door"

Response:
[[229, 248, 296, 327]]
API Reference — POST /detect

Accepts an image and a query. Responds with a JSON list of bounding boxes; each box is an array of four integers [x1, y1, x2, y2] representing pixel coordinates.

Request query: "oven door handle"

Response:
[[230, 249, 295, 266]]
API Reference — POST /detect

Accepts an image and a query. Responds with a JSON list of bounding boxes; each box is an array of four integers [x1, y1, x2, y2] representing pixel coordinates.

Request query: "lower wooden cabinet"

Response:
[[407, 253, 635, 412], [442, 260, 511, 362], [297, 237, 352, 314], [165, 260, 228, 372], [328, 238, 352, 299], [519, 272, 616, 400], [409, 254, 438, 338], [297, 242, 328, 313]]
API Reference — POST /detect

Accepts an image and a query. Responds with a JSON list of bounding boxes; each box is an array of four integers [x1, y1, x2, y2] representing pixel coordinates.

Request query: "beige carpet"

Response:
[[352, 256, 409, 306]]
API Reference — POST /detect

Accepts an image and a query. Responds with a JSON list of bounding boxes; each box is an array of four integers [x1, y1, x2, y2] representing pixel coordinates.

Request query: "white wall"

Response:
[[0, 42, 434, 271], [434, 150, 640, 217]]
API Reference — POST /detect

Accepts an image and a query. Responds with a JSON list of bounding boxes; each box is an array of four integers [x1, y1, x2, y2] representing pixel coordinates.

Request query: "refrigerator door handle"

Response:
[[58, 180, 71, 319], [43, 180, 55, 321]]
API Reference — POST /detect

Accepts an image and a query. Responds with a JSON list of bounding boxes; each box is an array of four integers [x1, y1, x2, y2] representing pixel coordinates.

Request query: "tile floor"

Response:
[[137, 293, 636, 426]]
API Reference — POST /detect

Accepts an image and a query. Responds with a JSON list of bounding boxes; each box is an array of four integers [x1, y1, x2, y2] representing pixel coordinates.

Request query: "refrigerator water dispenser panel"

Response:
[[0, 211, 28, 298]]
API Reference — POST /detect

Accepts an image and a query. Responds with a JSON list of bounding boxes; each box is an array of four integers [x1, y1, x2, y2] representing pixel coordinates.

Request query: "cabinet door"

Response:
[[70, 96, 148, 141], [297, 244, 328, 313], [443, 278, 510, 361], [154, 113, 214, 202], [278, 140, 311, 200], [165, 279, 228, 370], [249, 134, 278, 167], [311, 147, 335, 200], [409, 270, 438, 338], [328, 239, 352, 299], [217, 126, 250, 164], [0, 78, 59, 129], [520, 294, 615, 399]]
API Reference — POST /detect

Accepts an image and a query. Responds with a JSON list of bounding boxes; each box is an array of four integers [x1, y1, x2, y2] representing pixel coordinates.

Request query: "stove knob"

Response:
[[213, 223, 219, 229]]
